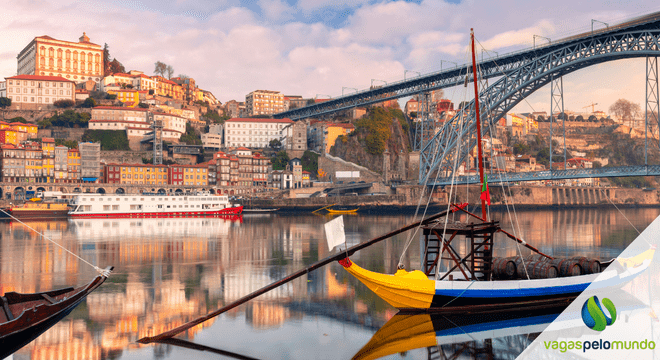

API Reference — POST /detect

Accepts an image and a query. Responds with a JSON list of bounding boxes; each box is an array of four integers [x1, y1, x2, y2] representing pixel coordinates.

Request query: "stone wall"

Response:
[[318, 154, 382, 183]]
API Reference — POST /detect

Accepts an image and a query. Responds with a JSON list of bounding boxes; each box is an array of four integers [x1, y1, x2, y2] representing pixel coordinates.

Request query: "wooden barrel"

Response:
[[551, 259, 582, 277], [571, 257, 601, 274], [492, 257, 517, 279], [517, 260, 558, 279]]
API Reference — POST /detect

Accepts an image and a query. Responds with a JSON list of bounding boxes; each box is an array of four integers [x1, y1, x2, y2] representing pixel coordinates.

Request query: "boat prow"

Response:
[[0, 266, 113, 358]]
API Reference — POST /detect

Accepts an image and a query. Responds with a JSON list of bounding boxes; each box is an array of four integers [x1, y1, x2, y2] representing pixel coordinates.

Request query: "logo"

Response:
[[582, 296, 617, 331]]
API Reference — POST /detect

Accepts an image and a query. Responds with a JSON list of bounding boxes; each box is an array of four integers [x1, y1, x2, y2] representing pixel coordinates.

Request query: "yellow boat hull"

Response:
[[339, 258, 435, 309]]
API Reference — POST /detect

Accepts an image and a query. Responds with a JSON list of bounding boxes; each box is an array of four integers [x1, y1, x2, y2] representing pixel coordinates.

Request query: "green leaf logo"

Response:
[[581, 296, 616, 331]]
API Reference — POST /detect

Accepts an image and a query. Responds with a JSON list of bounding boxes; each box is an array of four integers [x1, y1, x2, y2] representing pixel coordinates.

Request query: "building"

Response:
[[308, 121, 355, 154], [17, 33, 103, 83], [404, 99, 419, 117], [90, 107, 184, 140], [282, 121, 307, 151], [79, 142, 101, 182], [54, 145, 69, 182], [67, 148, 81, 182], [106, 163, 169, 185], [3, 75, 75, 108], [245, 90, 285, 116], [0, 144, 25, 183], [224, 118, 294, 148], [201, 125, 223, 151]]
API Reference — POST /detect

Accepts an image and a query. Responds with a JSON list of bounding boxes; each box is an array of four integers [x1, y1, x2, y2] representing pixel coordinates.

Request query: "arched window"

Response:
[[40, 47, 45, 56], [66, 50, 71, 59], [57, 59, 62, 68], [88, 53, 92, 62], [65, 60, 70, 69], [40, 57, 45, 66], [73, 51, 78, 61], [49, 58, 54, 67], [95, 54, 100, 63], [57, 49, 62, 58], [49, 48, 54, 57]]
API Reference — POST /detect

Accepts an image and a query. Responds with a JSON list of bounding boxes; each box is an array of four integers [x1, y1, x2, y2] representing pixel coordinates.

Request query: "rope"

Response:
[[0, 208, 107, 276]]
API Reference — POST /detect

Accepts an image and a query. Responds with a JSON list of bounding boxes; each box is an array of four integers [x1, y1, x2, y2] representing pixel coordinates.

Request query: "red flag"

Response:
[[480, 174, 491, 206]]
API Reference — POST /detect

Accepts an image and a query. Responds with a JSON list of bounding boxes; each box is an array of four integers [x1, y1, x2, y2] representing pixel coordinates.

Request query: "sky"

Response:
[[2, 0, 660, 115]]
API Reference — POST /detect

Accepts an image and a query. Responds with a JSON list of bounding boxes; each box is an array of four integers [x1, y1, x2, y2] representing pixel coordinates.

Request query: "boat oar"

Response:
[[312, 203, 336, 213], [137, 203, 468, 344], [452, 204, 554, 260]]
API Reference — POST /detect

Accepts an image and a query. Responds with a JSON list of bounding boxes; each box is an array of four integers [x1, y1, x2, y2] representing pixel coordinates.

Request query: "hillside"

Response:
[[330, 107, 411, 178]]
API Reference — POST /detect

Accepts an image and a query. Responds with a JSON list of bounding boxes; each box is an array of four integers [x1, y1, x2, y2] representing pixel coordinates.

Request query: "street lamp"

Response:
[[371, 79, 387, 88], [440, 60, 457, 71], [404, 70, 421, 80], [591, 19, 609, 33], [533, 35, 551, 48], [342, 87, 357, 95]]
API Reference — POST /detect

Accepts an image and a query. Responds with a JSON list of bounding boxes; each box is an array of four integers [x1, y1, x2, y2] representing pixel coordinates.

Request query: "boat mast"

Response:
[[470, 28, 487, 221]]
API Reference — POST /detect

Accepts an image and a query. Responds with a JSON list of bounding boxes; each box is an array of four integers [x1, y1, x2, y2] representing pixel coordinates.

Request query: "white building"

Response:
[[89, 107, 184, 140], [3, 75, 75, 108], [224, 118, 293, 148]]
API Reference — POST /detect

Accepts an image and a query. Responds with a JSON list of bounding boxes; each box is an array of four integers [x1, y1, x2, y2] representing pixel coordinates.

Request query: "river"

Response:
[[1, 207, 659, 359]]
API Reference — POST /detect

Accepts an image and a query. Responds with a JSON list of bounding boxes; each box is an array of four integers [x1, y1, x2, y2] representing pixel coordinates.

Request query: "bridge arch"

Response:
[[96, 188, 106, 194], [421, 28, 660, 183], [115, 188, 125, 194]]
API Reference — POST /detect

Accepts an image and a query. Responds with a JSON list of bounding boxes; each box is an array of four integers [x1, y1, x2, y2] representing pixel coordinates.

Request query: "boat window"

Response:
[[133, 198, 136, 201], [140, 198, 144, 201], [103, 205, 110, 211], [185, 205, 188, 208], [167, 205, 170, 208], [151, 198, 155, 201], [90, 198, 95, 201], [116, 198, 120, 201], [112, 205, 119, 210], [99, 198, 103, 201], [158, 205, 162, 209]]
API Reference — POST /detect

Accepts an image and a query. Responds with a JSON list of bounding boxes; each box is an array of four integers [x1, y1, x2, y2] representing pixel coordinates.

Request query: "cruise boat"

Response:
[[68, 193, 243, 218]]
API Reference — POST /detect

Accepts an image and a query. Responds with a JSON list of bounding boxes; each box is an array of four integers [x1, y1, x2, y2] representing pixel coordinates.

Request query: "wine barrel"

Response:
[[551, 259, 582, 277], [571, 257, 601, 274], [492, 257, 517, 279], [517, 260, 558, 279]]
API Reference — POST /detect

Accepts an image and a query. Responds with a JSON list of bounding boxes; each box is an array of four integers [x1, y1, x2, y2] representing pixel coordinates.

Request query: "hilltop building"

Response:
[[245, 90, 285, 116], [17, 33, 103, 83], [224, 118, 294, 148]]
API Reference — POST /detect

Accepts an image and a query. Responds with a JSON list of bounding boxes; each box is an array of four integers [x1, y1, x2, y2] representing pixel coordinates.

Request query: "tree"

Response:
[[7, 117, 27, 123], [53, 99, 74, 108], [0, 97, 11, 109], [154, 61, 167, 77], [166, 65, 174, 79], [269, 139, 282, 150], [138, 102, 149, 109], [177, 74, 190, 79], [80, 97, 96, 108], [107, 58, 125, 74], [610, 99, 641, 127], [271, 151, 289, 170], [102, 43, 111, 76], [301, 150, 319, 175], [106, 94, 117, 100]]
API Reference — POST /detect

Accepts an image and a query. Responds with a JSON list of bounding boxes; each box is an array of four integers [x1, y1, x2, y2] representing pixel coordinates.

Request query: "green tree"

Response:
[[55, 139, 78, 148], [80, 97, 96, 108], [82, 130, 130, 150], [301, 151, 319, 175], [53, 99, 75, 108], [7, 117, 27, 123], [106, 94, 117, 100], [107, 58, 125, 74], [271, 151, 290, 170], [0, 97, 11, 109], [269, 139, 282, 150], [179, 123, 201, 145], [138, 103, 149, 109]]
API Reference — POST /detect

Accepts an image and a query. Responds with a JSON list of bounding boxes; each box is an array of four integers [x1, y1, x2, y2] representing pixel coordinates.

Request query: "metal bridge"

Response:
[[274, 11, 660, 186]]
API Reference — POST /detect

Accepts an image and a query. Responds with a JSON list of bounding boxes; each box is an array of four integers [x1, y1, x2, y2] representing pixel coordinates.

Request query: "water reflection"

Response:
[[0, 208, 657, 359]]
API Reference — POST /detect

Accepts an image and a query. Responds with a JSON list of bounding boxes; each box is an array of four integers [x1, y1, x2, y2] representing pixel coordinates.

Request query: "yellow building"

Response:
[[0, 129, 18, 145], [107, 89, 140, 107], [182, 165, 207, 186], [324, 123, 355, 154], [24, 143, 43, 182], [17, 32, 103, 83], [67, 149, 81, 182], [119, 164, 168, 185], [41, 137, 55, 181], [8, 122, 38, 138]]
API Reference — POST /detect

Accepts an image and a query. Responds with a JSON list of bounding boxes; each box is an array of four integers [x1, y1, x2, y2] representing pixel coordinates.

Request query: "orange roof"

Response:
[[42, 137, 55, 143], [6, 74, 73, 83]]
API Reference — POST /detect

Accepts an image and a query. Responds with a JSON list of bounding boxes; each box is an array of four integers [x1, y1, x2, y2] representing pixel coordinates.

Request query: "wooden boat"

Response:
[[0, 266, 113, 358], [337, 29, 656, 312], [326, 206, 359, 214], [1, 201, 69, 220], [353, 289, 645, 360]]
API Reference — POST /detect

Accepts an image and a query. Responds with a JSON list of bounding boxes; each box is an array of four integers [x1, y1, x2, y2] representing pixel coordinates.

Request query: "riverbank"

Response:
[[247, 185, 660, 212]]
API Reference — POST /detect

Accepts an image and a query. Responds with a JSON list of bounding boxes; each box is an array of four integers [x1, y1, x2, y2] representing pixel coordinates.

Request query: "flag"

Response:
[[480, 174, 491, 206], [324, 215, 346, 251]]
